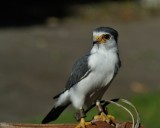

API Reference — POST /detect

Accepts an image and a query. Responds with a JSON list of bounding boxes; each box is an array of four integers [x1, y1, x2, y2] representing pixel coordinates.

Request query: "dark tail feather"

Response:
[[42, 104, 69, 124]]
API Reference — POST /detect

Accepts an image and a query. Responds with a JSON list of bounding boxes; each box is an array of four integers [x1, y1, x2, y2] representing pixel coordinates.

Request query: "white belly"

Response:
[[70, 50, 118, 109]]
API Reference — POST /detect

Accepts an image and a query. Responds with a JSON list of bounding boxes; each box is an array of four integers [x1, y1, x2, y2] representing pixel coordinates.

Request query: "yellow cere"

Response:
[[96, 34, 110, 44]]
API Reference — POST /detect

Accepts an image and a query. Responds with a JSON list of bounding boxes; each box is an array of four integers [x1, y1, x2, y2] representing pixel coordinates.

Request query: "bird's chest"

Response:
[[88, 51, 117, 86]]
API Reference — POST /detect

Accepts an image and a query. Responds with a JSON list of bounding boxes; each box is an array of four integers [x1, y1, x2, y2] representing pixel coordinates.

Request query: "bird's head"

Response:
[[93, 27, 118, 49]]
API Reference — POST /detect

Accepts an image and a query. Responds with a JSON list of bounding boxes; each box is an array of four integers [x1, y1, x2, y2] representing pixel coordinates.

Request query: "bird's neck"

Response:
[[90, 44, 118, 55]]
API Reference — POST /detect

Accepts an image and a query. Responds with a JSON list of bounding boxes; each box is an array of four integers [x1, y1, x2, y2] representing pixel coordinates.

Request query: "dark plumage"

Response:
[[42, 104, 69, 124]]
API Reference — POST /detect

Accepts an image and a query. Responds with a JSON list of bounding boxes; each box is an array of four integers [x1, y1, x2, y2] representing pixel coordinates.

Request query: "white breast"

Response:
[[69, 45, 119, 109], [88, 47, 118, 88]]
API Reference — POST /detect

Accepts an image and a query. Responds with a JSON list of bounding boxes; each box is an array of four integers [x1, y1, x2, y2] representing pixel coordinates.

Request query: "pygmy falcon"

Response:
[[42, 27, 121, 127]]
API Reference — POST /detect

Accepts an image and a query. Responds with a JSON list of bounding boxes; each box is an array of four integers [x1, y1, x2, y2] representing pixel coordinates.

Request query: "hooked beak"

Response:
[[93, 36, 103, 45], [93, 40, 98, 45]]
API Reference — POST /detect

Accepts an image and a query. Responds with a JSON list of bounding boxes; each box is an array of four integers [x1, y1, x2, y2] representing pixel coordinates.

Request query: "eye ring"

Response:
[[103, 34, 110, 40]]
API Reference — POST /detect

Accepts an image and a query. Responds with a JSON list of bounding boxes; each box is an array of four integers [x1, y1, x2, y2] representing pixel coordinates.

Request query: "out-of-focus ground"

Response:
[[0, 1, 160, 126]]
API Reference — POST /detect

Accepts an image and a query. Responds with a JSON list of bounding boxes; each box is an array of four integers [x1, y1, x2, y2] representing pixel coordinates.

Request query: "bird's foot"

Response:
[[92, 112, 116, 126], [75, 118, 92, 128]]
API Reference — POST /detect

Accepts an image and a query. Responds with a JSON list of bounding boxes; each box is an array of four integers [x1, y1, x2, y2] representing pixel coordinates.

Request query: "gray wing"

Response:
[[114, 52, 121, 76], [53, 52, 91, 99], [65, 52, 91, 90]]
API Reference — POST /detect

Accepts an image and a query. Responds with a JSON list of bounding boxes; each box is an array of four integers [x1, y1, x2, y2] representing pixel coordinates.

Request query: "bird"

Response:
[[42, 27, 121, 127]]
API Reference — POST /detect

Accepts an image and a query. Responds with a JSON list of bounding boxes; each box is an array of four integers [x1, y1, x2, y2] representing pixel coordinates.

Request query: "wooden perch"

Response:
[[0, 121, 144, 128]]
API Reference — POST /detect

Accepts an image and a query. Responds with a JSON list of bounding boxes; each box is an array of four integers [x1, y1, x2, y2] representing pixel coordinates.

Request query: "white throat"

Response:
[[91, 41, 118, 55]]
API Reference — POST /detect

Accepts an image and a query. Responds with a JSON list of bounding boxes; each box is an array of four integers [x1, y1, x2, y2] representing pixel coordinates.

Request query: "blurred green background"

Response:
[[0, 1, 160, 128]]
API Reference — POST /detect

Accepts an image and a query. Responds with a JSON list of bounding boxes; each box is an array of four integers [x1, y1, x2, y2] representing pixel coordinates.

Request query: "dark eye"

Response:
[[103, 34, 110, 40]]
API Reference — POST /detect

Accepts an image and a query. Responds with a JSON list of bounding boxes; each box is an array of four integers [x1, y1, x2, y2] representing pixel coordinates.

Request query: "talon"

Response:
[[93, 112, 116, 125], [93, 100, 116, 126], [107, 114, 115, 124], [75, 118, 92, 128], [90, 121, 96, 126]]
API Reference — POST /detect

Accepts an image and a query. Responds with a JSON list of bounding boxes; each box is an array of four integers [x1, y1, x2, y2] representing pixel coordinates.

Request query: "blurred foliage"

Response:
[[31, 92, 160, 128], [0, 1, 159, 26], [131, 92, 160, 128], [68, 1, 160, 23]]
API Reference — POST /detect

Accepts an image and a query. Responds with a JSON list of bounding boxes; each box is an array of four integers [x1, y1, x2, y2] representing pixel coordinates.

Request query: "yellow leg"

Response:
[[92, 101, 116, 126], [93, 112, 115, 124], [75, 118, 92, 128]]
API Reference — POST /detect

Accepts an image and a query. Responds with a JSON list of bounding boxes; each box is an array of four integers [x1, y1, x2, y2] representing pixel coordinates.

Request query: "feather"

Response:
[[42, 104, 69, 124]]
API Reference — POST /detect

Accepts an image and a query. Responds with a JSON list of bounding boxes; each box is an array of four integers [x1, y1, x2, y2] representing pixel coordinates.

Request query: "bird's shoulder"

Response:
[[53, 52, 91, 99], [65, 52, 91, 90]]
